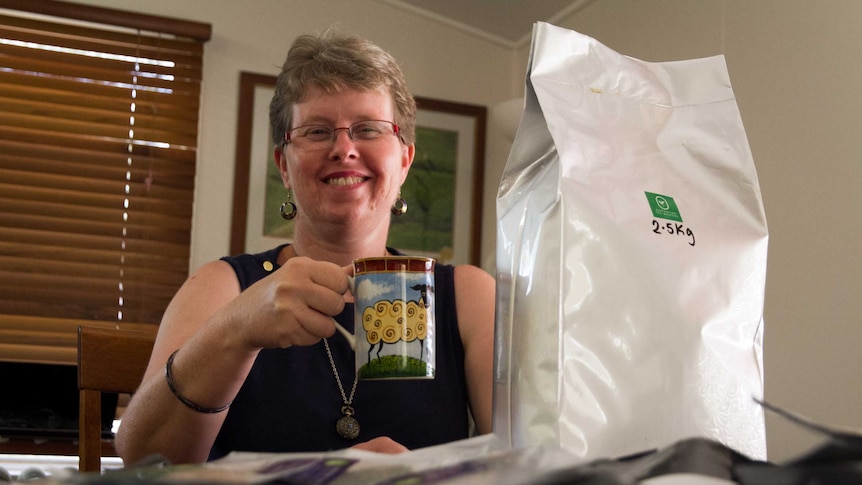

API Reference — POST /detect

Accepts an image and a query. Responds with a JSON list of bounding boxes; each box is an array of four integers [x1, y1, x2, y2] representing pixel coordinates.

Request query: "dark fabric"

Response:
[[209, 245, 469, 458]]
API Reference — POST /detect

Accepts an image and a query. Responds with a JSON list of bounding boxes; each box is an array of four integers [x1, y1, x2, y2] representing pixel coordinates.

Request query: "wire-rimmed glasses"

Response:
[[285, 120, 400, 147]]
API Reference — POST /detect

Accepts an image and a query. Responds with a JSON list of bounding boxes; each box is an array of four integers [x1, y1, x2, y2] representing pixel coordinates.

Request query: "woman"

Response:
[[116, 30, 495, 465]]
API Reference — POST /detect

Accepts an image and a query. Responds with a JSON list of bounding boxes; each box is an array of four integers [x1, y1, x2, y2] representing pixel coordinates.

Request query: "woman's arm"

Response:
[[116, 257, 350, 464], [453, 265, 496, 435]]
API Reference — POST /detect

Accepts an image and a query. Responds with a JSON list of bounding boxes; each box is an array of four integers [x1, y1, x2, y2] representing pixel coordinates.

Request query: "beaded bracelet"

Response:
[[165, 349, 231, 414]]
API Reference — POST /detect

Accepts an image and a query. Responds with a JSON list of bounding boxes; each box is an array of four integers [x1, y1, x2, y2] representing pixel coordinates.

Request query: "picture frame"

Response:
[[230, 71, 279, 256], [230, 71, 487, 266]]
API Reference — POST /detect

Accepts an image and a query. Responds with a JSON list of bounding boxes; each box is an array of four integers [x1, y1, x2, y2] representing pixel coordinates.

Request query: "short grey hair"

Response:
[[269, 29, 416, 146]]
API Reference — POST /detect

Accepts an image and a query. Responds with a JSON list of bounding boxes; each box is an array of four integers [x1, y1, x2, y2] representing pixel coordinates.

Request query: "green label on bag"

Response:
[[645, 192, 683, 222]]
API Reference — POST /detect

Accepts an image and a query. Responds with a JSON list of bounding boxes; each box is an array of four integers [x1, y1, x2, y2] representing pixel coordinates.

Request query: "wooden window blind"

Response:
[[0, 1, 210, 364]]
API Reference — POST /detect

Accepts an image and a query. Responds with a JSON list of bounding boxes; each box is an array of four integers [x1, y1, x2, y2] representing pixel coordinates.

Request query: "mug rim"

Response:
[[354, 256, 435, 274]]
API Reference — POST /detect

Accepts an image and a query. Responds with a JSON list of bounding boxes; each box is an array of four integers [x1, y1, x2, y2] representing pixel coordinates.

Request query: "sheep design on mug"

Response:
[[361, 284, 432, 364]]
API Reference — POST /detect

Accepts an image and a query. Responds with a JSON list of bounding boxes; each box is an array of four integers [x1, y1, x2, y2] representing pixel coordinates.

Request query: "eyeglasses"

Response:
[[285, 120, 400, 146]]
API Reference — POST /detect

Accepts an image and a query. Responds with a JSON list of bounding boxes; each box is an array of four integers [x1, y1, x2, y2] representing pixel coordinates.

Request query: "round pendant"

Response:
[[336, 414, 360, 440]]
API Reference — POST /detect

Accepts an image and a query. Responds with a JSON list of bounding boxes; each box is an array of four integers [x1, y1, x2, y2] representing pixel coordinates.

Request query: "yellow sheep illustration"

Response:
[[361, 284, 432, 363]]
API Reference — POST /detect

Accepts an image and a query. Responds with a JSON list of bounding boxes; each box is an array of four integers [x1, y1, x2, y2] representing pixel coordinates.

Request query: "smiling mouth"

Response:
[[326, 176, 366, 186]]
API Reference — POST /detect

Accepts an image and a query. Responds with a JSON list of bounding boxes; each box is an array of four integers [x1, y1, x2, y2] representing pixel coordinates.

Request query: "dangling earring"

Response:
[[280, 189, 297, 220], [391, 191, 407, 216]]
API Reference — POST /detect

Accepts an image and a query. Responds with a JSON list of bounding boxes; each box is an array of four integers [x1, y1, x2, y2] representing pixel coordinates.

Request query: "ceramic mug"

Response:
[[351, 256, 436, 380]]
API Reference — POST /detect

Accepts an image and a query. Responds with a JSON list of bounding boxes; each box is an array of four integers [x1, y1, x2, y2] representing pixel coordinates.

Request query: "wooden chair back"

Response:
[[77, 325, 155, 472]]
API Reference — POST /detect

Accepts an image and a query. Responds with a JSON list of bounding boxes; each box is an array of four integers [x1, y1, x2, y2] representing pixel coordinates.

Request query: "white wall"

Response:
[[551, 0, 862, 463], [69, 0, 861, 464]]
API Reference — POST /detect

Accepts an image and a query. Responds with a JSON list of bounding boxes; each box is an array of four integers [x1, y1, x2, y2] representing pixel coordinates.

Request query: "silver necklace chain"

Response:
[[323, 338, 358, 405], [323, 337, 361, 439]]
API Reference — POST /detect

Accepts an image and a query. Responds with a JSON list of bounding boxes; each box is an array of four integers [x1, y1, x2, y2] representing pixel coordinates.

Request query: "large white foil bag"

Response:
[[494, 23, 768, 460]]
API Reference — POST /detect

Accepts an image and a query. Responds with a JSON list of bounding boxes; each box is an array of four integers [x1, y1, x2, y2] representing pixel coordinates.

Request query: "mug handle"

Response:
[[332, 319, 356, 351], [332, 275, 356, 350]]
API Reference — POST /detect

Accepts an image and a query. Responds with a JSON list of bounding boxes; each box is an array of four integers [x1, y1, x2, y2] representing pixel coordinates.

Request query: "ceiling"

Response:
[[376, 0, 594, 48]]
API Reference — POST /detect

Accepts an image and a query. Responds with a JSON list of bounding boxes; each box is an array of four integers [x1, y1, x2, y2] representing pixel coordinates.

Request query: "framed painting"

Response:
[[390, 97, 486, 265], [231, 71, 487, 266]]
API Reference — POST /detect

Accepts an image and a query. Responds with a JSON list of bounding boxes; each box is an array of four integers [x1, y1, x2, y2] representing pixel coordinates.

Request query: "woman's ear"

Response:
[[400, 143, 415, 183], [274, 146, 290, 187]]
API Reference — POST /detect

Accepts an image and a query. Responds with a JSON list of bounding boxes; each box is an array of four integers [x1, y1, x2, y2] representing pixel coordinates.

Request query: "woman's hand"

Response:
[[350, 436, 409, 454], [227, 256, 351, 350]]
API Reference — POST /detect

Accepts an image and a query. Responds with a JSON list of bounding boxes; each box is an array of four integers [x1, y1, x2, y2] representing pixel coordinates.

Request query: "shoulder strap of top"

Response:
[[220, 244, 286, 291]]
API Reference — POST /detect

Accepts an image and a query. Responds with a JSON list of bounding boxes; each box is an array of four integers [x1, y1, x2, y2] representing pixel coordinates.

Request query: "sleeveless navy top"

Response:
[[209, 245, 469, 458]]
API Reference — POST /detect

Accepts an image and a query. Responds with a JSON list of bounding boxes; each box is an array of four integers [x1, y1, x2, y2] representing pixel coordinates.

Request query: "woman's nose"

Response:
[[328, 130, 359, 159]]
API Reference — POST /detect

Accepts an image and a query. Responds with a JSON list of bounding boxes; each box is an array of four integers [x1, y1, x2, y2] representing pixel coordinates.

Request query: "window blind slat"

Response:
[[0, 242, 186, 270], [1, 255, 188, 287], [0, 112, 199, 149], [0, 296, 171, 324], [2, 226, 191, 258], [0, 240, 189, 273], [0, 156, 195, 188], [1, 273, 179, 306], [0, 13, 206, 56], [0, 183, 194, 215], [0, 1, 211, 42], [0, 69, 201, 110], [0, 169, 194, 203], [0, 57, 202, 103], [0, 79, 200, 122], [0, 136, 197, 167], [0, 212, 191, 243], [0, 199, 193, 232], [0, 92, 200, 137]]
